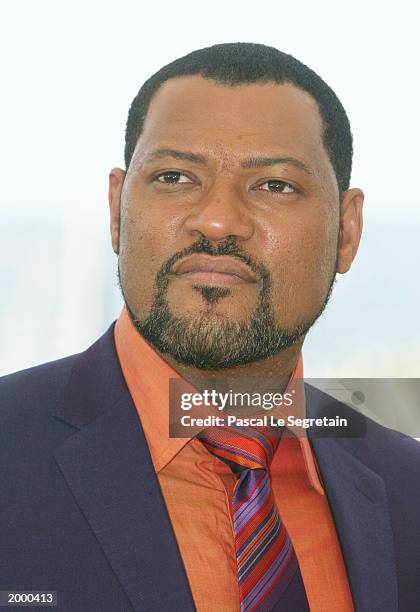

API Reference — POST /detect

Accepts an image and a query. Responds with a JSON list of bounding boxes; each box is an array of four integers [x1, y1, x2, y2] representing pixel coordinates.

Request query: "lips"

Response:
[[172, 254, 257, 283]]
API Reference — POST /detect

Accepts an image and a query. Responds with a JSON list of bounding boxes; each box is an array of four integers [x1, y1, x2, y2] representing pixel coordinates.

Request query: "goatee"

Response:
[[119, 236, 335, 370]]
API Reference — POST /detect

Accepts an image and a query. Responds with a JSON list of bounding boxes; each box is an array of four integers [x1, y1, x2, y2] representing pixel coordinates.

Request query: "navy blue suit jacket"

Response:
[[1, 324, 420, 611]]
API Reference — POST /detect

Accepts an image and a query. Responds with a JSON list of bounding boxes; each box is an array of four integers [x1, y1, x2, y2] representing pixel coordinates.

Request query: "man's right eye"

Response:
[[154, 171, 193, 184]]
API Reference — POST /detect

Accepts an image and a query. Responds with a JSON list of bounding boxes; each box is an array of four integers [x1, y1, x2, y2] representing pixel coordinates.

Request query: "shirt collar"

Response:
[[114, 306, 324, 494]]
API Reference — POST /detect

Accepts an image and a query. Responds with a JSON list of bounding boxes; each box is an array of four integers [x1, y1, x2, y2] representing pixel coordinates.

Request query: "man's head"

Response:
[[109, 43, 363, 371]]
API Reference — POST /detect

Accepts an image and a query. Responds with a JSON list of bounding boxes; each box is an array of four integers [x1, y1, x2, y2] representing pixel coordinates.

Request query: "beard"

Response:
[[119, 236, 337, 370]]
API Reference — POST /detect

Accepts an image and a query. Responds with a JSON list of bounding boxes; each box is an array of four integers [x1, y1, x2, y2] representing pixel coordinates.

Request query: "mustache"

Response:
[[156, 236, 270, 289]]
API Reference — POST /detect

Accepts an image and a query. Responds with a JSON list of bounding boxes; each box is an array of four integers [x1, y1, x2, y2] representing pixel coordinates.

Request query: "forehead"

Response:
[[134, 75, 330, 172]]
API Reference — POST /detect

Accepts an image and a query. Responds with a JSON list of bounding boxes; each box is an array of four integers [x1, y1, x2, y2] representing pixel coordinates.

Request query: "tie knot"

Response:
[[198, 425, 282, 473]]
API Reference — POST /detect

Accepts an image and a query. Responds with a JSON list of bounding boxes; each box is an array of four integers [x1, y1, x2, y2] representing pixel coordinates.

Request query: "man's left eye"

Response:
[[154, 171, 193, 184], [256, 180, 297, 194]]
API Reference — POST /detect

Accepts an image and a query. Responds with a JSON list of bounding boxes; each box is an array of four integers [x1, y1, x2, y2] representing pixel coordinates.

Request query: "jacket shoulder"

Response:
[[0, 324, 118, 432], [305, 381, 420, 466], [0, 353, 80, 425]]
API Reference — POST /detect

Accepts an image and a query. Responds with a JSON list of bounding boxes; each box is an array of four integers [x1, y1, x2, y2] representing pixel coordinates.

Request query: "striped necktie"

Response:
[[198, 425, 306, 611]]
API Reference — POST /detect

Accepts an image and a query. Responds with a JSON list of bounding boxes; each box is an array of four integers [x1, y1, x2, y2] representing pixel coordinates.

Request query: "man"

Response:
[[0, 42, 419, 612]]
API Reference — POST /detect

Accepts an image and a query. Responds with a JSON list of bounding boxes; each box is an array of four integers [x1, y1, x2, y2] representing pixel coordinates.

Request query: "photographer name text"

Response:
[[180, 415, 348, 429]]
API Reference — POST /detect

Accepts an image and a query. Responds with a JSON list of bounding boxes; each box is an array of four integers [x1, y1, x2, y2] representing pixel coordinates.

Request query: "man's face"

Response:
[[110, 76, 361, 370]]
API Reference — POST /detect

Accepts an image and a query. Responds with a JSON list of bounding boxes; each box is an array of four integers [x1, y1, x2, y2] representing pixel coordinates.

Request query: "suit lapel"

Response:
[[306, 385, 398, 612], [52, 326, 195, 612]]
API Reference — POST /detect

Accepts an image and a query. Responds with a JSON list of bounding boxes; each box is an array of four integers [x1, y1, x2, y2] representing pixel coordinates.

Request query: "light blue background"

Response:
[[1, 0, 419, 377]]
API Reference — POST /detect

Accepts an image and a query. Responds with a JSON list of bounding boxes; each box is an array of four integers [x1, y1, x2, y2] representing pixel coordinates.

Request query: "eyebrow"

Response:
[[144, 148, 312, 175], [241, 156, 312, 175], [145, 148, 207, 165]]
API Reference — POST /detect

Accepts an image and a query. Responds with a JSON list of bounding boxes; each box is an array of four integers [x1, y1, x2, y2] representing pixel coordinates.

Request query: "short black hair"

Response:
[[125, 42, 353, 194]]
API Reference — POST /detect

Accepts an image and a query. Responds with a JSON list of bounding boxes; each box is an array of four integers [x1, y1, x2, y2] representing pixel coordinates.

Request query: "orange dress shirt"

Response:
[[114, 307, 354, 611]]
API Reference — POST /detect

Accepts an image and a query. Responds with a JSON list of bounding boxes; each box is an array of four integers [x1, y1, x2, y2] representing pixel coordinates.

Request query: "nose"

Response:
[[183, 181, 255, 243]]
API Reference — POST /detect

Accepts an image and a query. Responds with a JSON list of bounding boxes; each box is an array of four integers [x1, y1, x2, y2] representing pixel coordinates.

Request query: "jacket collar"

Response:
[[53, 324, 195, 612], [305, 384, 398, 611]]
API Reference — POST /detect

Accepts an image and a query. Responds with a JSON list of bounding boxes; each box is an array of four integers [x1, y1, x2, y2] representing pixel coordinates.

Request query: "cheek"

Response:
[[265, 215, 338, 322], [118, 207, 172, 311]]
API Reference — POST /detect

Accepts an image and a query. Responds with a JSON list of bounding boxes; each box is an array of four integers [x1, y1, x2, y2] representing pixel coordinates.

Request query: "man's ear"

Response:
[[336, 188, 364, 274], [108, 168, 126, 254]]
